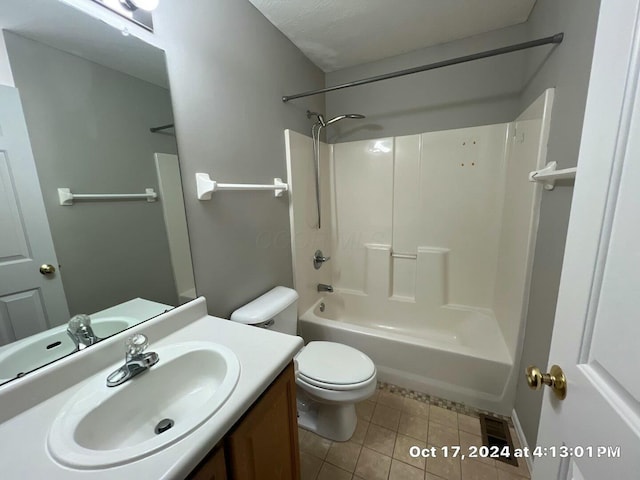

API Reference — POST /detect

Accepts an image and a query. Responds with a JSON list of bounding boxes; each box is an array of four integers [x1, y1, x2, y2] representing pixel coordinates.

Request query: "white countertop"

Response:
[[0, 298, 304, 479]]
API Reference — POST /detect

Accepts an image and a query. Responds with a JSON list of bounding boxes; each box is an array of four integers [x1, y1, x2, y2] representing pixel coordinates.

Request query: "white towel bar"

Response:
[[196, 172, 288, 200], [58, 188, 157, 206]]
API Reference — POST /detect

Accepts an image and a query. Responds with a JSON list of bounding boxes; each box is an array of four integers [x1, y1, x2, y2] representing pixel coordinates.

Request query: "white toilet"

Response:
[[230, 286, 377, 441]]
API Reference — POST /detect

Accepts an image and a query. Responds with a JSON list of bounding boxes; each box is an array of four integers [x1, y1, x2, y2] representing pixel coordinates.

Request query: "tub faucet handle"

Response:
[[313, 250, 331, 270]]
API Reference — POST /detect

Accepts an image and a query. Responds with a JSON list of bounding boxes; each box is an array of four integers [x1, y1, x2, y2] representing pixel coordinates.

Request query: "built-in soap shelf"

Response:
[[57, 188, 157, 206], [529, 161, 577, 190], [196, 173, 288, 200]]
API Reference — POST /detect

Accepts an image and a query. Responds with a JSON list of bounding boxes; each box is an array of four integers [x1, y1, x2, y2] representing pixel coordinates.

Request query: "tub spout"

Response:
[[317, 283, 334, 293]]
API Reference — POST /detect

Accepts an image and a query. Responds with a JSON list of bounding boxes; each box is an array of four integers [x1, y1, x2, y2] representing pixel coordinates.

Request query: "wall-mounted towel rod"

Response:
[[150, 123, 174, 133], [529, 162, 577, 191], [282, 33, 564, 102], [196, 173, 288, 200], [58, 188, 157, 206]]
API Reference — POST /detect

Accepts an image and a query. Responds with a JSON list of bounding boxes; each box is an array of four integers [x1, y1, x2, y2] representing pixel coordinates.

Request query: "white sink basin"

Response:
[[0, 317, 133, 383], [47, 341, 240, 469]]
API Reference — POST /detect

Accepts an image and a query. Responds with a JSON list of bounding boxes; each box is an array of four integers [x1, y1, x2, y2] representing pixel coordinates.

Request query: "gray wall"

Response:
[[514, 0, 601, 447], [153, 0, 325, 318], [5, 32, 179, 316], [325, 24, 530, 142]]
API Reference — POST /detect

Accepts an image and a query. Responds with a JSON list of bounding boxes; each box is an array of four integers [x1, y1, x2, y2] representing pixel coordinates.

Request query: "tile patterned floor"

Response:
[[299, 385, 530, 480]]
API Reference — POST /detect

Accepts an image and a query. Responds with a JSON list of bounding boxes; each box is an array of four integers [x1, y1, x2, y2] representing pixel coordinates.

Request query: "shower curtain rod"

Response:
[[282, 33, 564, 102]]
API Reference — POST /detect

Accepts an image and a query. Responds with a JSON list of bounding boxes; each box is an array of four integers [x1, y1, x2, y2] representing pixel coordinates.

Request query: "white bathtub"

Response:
[[298, 293, 514, 414]]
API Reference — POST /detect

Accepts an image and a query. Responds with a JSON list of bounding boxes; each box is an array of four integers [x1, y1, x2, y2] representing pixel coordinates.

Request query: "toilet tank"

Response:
[[229, 286, 298, 335]]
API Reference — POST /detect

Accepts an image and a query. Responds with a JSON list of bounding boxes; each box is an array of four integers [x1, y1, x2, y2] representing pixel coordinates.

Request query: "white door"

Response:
[[533, 1, 640, 479], [0, 85, 69, 346]]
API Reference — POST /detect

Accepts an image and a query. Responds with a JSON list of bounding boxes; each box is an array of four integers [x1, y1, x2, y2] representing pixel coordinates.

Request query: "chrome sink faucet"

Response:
[[106, 334, 159, 387], [67, 314, 100, 351], [317, 283, 334, 293]]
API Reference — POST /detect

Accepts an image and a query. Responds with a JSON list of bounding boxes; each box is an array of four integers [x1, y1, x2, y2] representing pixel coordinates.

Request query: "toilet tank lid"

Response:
[[230, 286, 299, 325]]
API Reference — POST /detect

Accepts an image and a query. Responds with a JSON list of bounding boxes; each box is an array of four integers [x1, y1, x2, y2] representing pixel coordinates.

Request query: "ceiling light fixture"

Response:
[[120, 0, 159, 11]]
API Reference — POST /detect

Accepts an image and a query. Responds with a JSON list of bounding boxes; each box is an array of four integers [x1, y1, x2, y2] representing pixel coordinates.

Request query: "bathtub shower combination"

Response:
[[285, 90, 555, 415]]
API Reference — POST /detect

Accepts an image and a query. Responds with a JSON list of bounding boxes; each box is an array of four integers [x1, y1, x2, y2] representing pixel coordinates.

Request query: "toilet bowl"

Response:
[[230, 286, 376, 441]]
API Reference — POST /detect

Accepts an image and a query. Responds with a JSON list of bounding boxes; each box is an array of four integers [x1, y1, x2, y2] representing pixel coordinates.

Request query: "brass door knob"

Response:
[[525, 364, 567, 400], [39, 264, 56, 275]]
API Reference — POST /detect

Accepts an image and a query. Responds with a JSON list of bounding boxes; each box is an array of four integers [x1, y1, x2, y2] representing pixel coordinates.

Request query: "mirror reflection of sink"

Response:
[[0, 317, 135, 382], [47, 342, 240, 469]]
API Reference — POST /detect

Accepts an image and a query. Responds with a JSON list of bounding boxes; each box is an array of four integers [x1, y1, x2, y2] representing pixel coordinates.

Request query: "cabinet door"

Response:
[[226, 363, 300, 480], [188, 445, 227, 480]]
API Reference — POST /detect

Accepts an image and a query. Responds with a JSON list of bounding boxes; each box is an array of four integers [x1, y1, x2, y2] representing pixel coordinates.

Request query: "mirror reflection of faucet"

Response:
[[66, 314, 101, 351], [106, 334, 159, 387]]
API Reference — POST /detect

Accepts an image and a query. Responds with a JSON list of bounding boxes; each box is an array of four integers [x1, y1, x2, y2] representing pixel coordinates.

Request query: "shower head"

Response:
[[307, 111, 365, 230], [307, 111, 365, 127], [325, 113, 366, 125], [307, 110, 326, 127]]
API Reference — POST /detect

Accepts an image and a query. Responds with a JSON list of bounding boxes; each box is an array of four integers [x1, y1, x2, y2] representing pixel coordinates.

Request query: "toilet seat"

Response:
[[297, 371, 376, 391], [296, 369, 377, 405], [296, 341, 376, 390]]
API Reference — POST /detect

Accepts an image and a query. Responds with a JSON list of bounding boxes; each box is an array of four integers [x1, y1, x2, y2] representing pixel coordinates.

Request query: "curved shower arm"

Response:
[[309, 113, 365, 230]]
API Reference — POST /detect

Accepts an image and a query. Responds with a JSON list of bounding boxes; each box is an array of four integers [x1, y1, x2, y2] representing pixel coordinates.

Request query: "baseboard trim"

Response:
[[511, 408, 534, 474]]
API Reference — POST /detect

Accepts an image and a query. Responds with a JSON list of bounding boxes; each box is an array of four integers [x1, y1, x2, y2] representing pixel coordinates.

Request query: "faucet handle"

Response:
[[67, 314, 91, 333], [125, 334, 149, 356], [313, 249, 331, 269]]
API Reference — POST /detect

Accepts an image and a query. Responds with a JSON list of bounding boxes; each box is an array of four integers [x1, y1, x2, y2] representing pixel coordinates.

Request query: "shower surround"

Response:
[[285, 90, 554, 414]]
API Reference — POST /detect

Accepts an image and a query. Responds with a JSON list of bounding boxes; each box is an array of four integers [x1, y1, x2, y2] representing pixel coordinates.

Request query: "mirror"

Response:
[[0, 0, 195, 385]]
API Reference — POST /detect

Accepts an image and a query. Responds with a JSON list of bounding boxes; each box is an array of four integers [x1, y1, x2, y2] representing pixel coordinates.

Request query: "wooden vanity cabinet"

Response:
[[188, 363, 301, 480], [188, 445, 227, 480]]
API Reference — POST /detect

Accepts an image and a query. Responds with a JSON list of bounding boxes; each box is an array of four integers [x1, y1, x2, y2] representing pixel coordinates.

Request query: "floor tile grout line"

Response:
[[391, 431, 401, 478], [352, 433, 366, 478]]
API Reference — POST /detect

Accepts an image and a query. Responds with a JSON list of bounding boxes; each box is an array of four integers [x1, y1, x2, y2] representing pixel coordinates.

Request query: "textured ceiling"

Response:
[[247, 0, 537, 72]]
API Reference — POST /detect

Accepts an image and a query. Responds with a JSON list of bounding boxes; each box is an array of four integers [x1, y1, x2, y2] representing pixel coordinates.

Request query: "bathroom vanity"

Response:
[[0, 298, 304, 479], [189, 363, 299, 479]]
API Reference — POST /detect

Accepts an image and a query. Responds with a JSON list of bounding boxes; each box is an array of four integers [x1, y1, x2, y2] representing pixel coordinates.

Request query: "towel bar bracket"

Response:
[[529, 161, 577, 191]]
